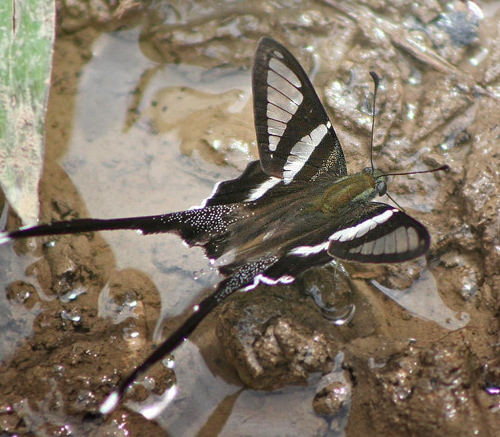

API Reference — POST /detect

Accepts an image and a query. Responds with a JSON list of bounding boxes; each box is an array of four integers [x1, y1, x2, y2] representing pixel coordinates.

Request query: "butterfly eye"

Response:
[[376, 179, 387, 196]]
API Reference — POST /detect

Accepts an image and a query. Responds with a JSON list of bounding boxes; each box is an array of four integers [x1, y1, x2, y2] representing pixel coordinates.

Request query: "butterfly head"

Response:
[[363, 167, 387, 197]]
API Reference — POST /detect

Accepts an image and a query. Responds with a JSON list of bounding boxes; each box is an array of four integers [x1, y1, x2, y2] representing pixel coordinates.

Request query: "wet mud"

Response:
[[1, 0, 500, 436]]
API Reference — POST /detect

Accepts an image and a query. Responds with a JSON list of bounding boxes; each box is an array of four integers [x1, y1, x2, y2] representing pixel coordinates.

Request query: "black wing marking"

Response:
[[253, 37, 347, 183], [326, 203, 430, 263]]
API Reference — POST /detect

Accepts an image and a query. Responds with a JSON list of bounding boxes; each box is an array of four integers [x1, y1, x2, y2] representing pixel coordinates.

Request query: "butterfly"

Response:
[[0, 37, 446, 414]]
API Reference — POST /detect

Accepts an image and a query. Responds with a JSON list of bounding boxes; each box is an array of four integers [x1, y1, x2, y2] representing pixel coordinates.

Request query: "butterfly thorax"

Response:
[[314, 168, 387, 214]]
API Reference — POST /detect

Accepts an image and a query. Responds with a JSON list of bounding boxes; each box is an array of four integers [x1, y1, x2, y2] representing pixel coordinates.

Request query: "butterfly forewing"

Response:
[[326, 203, 430, 263], [253, 37, 347, 183]]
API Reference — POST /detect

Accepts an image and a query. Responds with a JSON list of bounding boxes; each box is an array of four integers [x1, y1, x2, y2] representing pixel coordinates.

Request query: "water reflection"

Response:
[[372, 267, 469, 330]]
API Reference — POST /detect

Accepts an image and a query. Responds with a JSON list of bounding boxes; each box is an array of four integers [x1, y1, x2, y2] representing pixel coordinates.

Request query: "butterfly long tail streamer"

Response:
[[0, 205, 235, 245], [99, 289, 219, 415], [0, 216, 164, 242], [99, 257, 274, 415]]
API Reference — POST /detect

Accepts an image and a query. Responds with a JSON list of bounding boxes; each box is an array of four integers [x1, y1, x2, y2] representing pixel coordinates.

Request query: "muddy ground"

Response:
[[1, 0, 500, 436]]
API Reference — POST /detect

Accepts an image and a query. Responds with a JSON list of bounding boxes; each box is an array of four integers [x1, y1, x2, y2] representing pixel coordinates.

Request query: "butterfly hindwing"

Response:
[[201, 160, 306, 207], [327, 202, 430, 263], [202, 161, 273, 207], [253, 37, 347, 183]]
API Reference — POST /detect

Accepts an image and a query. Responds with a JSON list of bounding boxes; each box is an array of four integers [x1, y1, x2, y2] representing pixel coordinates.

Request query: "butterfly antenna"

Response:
[[369, 71, 380, 170], [366, 71, 450, 179], [383, 165, 449, 212], [384, 165, 450, 178]]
